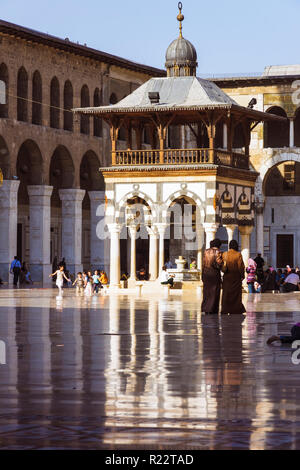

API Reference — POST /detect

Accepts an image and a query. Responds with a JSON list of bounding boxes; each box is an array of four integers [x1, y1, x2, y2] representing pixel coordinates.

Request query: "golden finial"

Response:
[[177, 2, 184, 38]]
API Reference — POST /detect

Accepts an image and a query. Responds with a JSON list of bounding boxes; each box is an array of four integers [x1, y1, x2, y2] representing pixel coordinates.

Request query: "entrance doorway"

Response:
[[277, 234, 293, 268]]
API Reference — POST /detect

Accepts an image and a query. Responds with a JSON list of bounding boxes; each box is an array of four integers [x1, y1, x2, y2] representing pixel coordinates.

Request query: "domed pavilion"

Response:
[[74, 2, 285, 289]]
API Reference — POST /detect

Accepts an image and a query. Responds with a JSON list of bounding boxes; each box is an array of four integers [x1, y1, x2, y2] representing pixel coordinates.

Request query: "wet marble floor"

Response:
[[0, 287, 300, 449]]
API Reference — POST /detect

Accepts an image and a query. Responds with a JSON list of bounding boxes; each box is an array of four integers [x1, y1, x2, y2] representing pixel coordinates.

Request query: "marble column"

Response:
[[203, 222, 219, 249], [239, 225, 254, 268], [88, 190, 106, 271], [156, 223, 167, 274], [0, 180, 20, 284], [107, 223, 122, 287], [128, 225, 137, 281], [59, 188, 85, 275], [147, 226, 158, 280], [290, 118, 295, 148], [225, 224, 237, 246], [256, 202, 265, 258], [27, 185, 53, 285], [196, 227, 205, 270]]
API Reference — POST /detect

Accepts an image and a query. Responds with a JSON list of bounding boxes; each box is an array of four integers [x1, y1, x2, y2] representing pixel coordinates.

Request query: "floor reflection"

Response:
[[0, 289, 299, 448]]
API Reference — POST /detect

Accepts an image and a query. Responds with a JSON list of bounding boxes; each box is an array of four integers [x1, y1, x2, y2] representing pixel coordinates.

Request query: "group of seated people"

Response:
[[247, 258, 300, 293]]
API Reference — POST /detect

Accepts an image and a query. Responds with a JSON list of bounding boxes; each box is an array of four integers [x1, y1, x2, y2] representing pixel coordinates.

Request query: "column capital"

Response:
[[238, 225, 254, 236], [0, 180, 20, 209], [88, 190, 105, 203], [154, 223, 168, 235], [224, 223, 237, 231], [27, 185, 53, 199], [59, 188, 85, 203], [107, 223, 123, 235], [146, 225, 159, 237], [203, 222, 219, 232]]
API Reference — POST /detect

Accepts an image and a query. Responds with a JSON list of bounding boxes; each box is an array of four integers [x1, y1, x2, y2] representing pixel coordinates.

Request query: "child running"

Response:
[[84, 271, 93, 296], [49, 265, 71, 295], [73, 272, 85, 295]]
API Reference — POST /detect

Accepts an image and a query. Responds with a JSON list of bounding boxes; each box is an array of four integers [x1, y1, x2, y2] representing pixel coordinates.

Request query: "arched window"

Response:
[[80, 85, 90, 135], [32, 70, 42, 125], [17, 67, 28, 122], [50, 77, 60, 129], [93, 88, 102, 137], [264, 106, 289, 148], [294, 108, 300, 147], [0, 63, 8, 118], [64, 80, 73, 131]]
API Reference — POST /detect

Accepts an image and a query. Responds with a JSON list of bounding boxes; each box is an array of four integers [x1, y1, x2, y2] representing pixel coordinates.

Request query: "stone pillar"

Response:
[[59, 189, 85, 275], [27, 185, 53, 285], [156, 223, 167, 274], [147, 226, 158, 280], [256, 202, 265, 258], [128, 225, 137, 281], [239, 225, 254, 268], [203, 222, 219, 249], [223, 123, 228, 149], [225, 224, 237, 246], [196, 227, 205, 270], [290, 118, 295, 148], [0, 180, 20, 284], [88, 190, 106, 271], [108, 223, 122, 287]]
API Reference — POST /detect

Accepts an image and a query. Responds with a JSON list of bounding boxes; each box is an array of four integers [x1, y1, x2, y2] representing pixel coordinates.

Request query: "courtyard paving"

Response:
[[0, 287, 300, 449]]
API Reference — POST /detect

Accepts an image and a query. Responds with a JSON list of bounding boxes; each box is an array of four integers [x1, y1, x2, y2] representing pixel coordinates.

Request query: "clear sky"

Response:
[[1, 0, 300, 75]]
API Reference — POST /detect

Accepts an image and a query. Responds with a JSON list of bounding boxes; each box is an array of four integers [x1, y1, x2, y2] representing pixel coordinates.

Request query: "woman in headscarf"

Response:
[[246, 258, 257, 293], [221, 240, 246, 314], [201, 238, 223, 314]]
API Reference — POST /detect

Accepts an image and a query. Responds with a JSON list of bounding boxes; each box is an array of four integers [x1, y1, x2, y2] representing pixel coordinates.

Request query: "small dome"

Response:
[[166, 37, 197, 65], [165, 37, 198, 77]]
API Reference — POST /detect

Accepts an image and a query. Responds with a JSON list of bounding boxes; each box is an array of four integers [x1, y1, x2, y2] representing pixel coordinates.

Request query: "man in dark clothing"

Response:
[[10, 256, 21, 286], [254, 253, 265, 284], [201, 239, 223, 314]]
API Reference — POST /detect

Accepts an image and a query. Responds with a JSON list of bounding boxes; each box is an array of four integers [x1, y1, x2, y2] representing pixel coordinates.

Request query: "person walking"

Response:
[[201, 238, 223, 314], [49, 265, 70, 295], [246, 258, 257, 293], [221, 240, 246, 315], [10, 256, 21, 287]]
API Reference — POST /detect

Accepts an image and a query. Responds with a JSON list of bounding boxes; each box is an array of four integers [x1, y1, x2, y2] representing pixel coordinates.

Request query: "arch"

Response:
[[264, 160, 300, 196], [0, 135, 10, 179], [164, 189, 205, 221], [49, 145, 75, 207], [32, 70, 42, 125], [63, 80, 73, 131], [50, 76, 60, 129], [0, 63, 8, 118], [16, 140, 44, 204], [80, 84, 90, 135], [259, 152, 300, 197], [80, 150, 104, 192], [93, 87, 102, 137], [294, 107, 300, 147], [264, 106, 289, 148], [17, 66, 28, 122]]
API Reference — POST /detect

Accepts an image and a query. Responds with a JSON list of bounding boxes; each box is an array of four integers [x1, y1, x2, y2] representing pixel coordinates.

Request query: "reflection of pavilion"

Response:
[[75, 4, 284, 287]]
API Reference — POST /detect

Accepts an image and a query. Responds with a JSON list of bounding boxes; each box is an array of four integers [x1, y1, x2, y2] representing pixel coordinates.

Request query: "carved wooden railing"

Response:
[[113, 148, 249, 170]]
